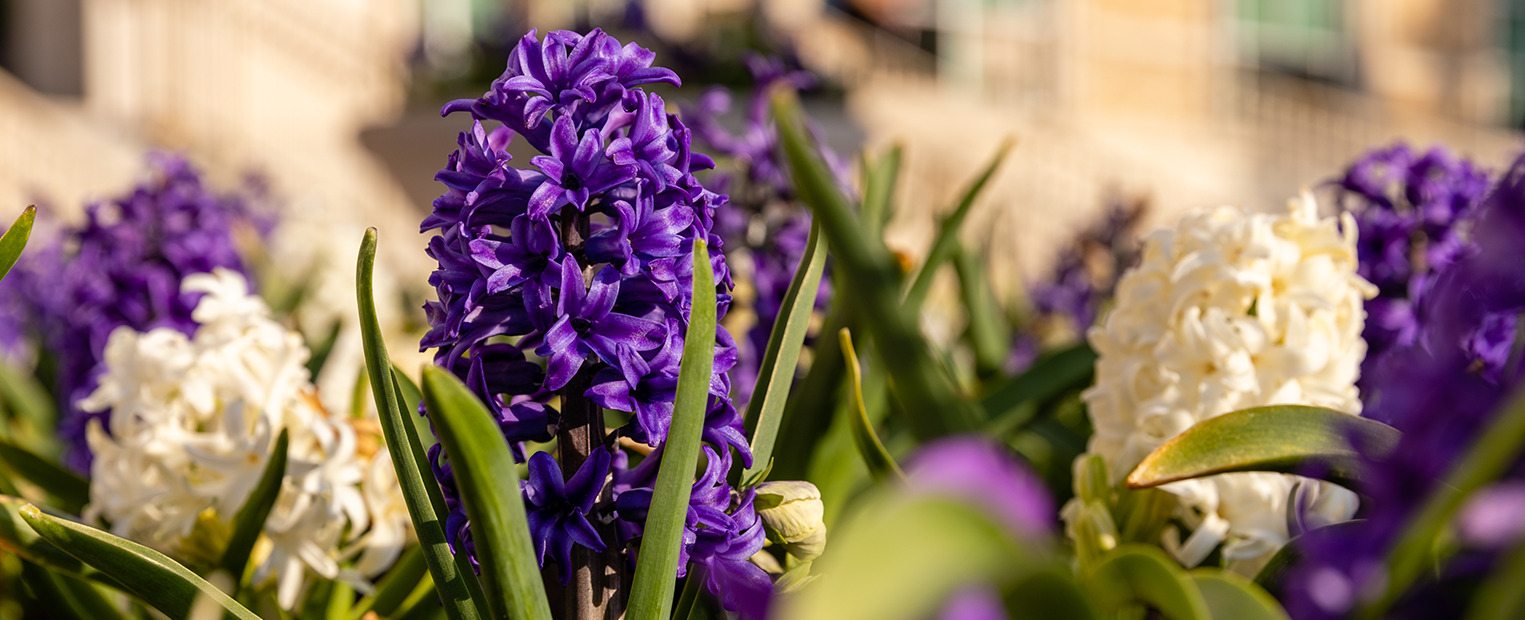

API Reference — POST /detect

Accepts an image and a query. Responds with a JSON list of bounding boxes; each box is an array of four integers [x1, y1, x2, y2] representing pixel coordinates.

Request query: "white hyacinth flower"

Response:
[[1071, 192, 1376, 572], [80, 268, 410, 608]]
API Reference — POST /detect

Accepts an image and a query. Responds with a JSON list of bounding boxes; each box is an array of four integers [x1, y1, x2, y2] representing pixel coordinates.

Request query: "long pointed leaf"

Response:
[[771, 301, 849, 482], [860, 145, 902, 241], [0, 496, 112, 586], [954, 243, 1011, 380], [980, 343, 1096, 432], [18, 503, 260, 619], [629, 238, 717, 620], [741, 217, 827, 484], [1364, 388, 1525, 618], [772, 91, 982, 439], [0, 438, 89, 514], [1127, 405, 1400, 491], [902, 140, 1014, 313], [217, 428, 286, 589], [0, 205, 36, 282], [355, 229, 480, 620], [839, 328, 903, 483], [421, 366, 551, 620], [1083, 545, 1210, 620], [1189, 570, 1288, 620]]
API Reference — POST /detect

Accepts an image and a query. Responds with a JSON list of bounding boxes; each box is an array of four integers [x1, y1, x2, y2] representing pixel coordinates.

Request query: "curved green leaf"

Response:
[[839, 328, 904, 483], [902, 139, 1014, 313], [1127, 405, 1400, 491], [860, 145, 902, 241], [349, 545, 427, 620], [1364, 388, 1525, 618], [981, 343, 1096, 435], [0, 205, 36, 282], [18, 503, 259, 620], [0, 496, 107, 585], [1190, 570, 1289, 620], [772, 90, 982, 439], [217, 429, 286, 589], [1083, 545, 1209, 620], [741, 216, 827, 485], [628, 238, 717, 620], [421, 365, 551, 620], [355, 229, 480, 620], [0, 438, 90, 514], [781, 496, 1041, 620]]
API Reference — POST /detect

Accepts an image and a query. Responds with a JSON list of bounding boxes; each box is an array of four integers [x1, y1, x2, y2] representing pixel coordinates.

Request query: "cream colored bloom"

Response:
[[1073, 193, 1375, 571], [81, 268, 409, 608]]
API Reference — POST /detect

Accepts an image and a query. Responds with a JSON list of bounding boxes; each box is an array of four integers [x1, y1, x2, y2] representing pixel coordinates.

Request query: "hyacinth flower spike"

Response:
[[584, 194, 694, 277], [525, 448, 611, 585], [469, 214, 562, 294], [528, 114, 636, 218]]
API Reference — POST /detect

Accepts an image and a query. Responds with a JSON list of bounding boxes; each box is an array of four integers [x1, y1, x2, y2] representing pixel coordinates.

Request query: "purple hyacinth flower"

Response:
[[528, 114, 636, 218], [536, 254, 665, 390], [500, 29, 613, 128], [904, 436, 1054, 538], [690, 488, 772, 620], [469, 215, 562, 294], [587, 325, 681, 442], [584, 193, 694, 276], [525, 449, 610, 585], [605, 91, 682, 191]]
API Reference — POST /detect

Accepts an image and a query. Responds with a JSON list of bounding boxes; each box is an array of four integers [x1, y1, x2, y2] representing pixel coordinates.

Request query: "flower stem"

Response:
[[559, 367, 613, 619]]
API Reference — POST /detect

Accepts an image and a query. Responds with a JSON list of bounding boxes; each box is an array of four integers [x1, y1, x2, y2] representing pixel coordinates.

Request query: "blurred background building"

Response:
[[1, 0, 1522, 323]]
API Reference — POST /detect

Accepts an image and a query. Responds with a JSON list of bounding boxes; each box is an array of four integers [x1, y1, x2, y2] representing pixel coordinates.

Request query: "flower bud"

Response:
[[754, 480, 827, 561]]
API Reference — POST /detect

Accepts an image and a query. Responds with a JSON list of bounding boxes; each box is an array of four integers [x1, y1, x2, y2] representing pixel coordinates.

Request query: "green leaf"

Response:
[[859, 145, 903, 241], [0, 205, 36, 283], [421, 365, 552, 620], [981, 343, 1096, 435], [20, 559, 129, 620], [350, 545, 428, 620], [628, 238, 717, 620], [781, 496, 1042, 620], [1466, 539, 1525, 620], [304, 321, 343, 384], [392, 366, 439, 452], [0, 437, 90, 514], [0, 496, 111, 586], [954, 243, 1011, 380], [392, 571, 447, 620], [770, 302, 849, 482], [902, 140, 1014, 313], [216, 428, 286, 590], [0, 362, 59, 448], [355, 228, 481, 620], [1363, 389, 1525, 619], [741, 216, 827, 484], [1083, 545, 1210, 620], [1002, 568, 1099, 620], [1190, 570, 1289, 620], [1126, 405, 1400, 491], [772, 90, 982, 440], [18, 503, 260, 620], [838, 328, 904, 483]]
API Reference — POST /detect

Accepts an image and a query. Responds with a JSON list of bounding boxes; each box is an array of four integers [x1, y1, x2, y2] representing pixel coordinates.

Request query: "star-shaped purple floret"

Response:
[[528, 114, 636, 218], [584, 193, 693, 275], [525, 448, 610, 585], [536, 254, 665, 391]]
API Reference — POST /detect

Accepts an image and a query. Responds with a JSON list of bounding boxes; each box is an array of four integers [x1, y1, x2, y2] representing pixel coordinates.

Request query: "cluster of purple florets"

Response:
[[1283, 147, 1525, 619], [5, 154, 253, 472], [418, 29, 770, 616]]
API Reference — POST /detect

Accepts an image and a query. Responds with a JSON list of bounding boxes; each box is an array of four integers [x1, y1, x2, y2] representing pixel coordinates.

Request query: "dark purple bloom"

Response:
[[536, 255, 665, 390], [421, 29, 759, 611], [525, 449, 611, 585], [527, 114, 636, 218], [5, 153, 256, 471]]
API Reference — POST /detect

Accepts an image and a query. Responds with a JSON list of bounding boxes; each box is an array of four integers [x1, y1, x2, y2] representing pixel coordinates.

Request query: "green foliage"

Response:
[[0, 438, 90, 515], [355, 228, 481, 620], [1083, 545, 1209, 620], [628, 238, 717, 620], [981, 343, 1096, 436], [741, 217, 827, 486], [902, 140, 1014, 314], [0, 206, 36, 283], [954, 243, 1012, 381], [838, 328, 904, 483], [1190, 570, 1289, 620], [422, 365, 551, 620], [1126, 405, 1399, 491], [18, 503, 260, 619]]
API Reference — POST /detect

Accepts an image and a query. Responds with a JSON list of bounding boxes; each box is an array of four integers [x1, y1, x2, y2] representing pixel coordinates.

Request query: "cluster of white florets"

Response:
[[81, 269, 409, 608], [1072, 193, 1375, 570]]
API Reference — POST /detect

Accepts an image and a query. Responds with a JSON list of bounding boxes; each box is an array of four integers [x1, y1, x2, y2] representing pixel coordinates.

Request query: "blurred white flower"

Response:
[[81, 268, 410, 608], [1071, 193, 1375, 571]]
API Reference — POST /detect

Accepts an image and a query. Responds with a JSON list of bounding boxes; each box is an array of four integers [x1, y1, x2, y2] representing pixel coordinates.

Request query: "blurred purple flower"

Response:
[[905, 436, 1054, 538], [6, 153, 254, 471]]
